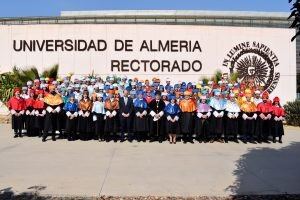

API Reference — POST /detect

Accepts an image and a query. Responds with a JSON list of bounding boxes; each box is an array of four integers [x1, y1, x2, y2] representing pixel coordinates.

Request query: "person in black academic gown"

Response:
[[104, 93, 120, 142], [209, 90, 226, 143], [271, 97, 285, 143], [64, 95, 78, 141], [33, 91, 46, 137], [133, 91, 148, 142], [119, 90, 134, 141], [25, 91, 36, 136], [43, 85, 63, 142], [164, 96, 181, 144], [224, 93, 240, 143], [194, 96, 212, 143], [7, 88, 26, 138], [148, 91, 166, 143]]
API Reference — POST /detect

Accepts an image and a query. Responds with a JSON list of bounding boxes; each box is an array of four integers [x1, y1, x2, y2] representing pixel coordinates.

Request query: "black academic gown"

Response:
[[133, 107, 148, 133], [241, 112, 256, 138], [43, 103, 63, 138], [148, 99, 166, 139]]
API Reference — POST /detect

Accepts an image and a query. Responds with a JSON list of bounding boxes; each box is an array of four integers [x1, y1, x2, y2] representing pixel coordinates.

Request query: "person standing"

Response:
[[64, 95, 78, 141], [179, 91, 196, 143], [43, 85, 63, 142], [209, 90, 226, 143], [78, 90, 93, 140], [25, 90, 36, 136], [119, 90, 133, 142], [256, 92, 273, 143], [33, 91, 46, 137], [92, 94, 106, 141], [133, 91, 148, 142], [104, 93, 119, 142], [240, 90, 257, 143], [7, 88, 26, 138], [164, 96, 180, 144], [149, 91, 166, 143], [194, 96, 212, 143], [272, 97, 285, 143], [224, 93, 240, 143]]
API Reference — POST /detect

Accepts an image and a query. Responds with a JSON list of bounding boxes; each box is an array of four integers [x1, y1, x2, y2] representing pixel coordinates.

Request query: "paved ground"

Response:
[[0, 124, 300, 198]]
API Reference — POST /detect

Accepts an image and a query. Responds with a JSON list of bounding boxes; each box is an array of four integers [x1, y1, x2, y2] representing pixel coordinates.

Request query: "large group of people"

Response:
[[7, 73, 285, 144]]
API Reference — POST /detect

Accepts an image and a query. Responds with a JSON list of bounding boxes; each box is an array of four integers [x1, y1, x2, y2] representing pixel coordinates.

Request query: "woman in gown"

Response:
[[194, 95, 212, 143], [77, 90, 93, 140], [164, 96, 181, 144], [92, 94, 106, 141], [272, 97, 285, 143]]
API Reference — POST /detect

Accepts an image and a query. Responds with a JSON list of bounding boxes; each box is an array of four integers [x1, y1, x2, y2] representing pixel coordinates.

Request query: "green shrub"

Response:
[[284, 100, 300, 126], [0, 73, 18, 102], [0, 64, 59, 103]]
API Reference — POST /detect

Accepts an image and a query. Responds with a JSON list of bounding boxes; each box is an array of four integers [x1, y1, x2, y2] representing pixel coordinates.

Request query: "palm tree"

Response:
[[0, 64, 59, 102], [289, 0, 300, 41]]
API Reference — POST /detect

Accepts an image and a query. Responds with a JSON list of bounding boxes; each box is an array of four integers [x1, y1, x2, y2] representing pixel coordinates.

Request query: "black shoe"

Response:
[[18, 134, 23, 138], [234, 139, 239, 143], [217, 139, 224, 143], [14, 134, 18, 138], [273, 138, 276, 143], [249, 140, 257, 144], [264, 140, 270, 144], [257, 139, 262, 144], [149, 138, 155, 143], [52, 137, 56, 141], [42, 138, 46, 142], [279, 139, 282, 143]]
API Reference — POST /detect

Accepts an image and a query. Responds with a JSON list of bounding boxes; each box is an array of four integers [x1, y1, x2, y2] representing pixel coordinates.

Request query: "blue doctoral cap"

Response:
[[136, 90, 144, 96], [214, 89, 221, 96], [201, 88, 208, 95], [193, 88, 199, 93], [169, 95, 176, 100], [179, 88, 185, 93]]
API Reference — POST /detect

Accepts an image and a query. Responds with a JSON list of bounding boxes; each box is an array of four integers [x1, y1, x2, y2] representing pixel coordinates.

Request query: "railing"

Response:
[[0, 15, 292, 28]]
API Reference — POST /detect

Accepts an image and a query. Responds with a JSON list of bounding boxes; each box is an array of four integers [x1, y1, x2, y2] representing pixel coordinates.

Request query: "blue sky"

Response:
[[0, 0, 291, 17]]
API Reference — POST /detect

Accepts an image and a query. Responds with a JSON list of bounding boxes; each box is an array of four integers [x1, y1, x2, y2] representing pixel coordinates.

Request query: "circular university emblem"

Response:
[[222, 41, 280, 93]]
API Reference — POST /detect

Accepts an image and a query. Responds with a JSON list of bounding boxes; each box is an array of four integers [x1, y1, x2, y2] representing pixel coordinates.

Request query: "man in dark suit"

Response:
[[148, 90, 166, 143], [119, 90, 134, 141]]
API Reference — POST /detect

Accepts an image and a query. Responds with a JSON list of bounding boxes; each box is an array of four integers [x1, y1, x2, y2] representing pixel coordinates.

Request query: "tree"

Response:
[[0, 64, 59, 102], [289, 0, 300, 41]]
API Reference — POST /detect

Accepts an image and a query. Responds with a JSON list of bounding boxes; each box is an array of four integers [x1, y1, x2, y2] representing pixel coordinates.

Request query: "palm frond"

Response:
[[42, 64, 59, 79]]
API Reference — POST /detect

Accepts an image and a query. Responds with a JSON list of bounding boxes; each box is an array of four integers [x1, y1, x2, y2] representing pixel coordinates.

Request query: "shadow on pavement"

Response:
[[227, 142, 300, 197], [0, 186, 49, 200]]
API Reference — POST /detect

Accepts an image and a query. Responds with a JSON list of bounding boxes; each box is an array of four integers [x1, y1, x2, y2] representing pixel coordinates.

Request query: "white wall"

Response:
[[0, 24, 296, 104]]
